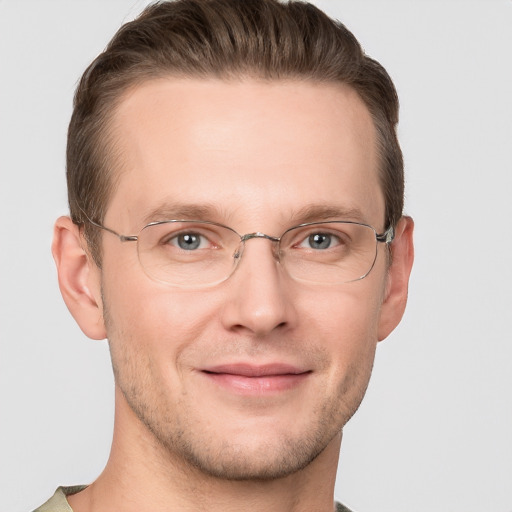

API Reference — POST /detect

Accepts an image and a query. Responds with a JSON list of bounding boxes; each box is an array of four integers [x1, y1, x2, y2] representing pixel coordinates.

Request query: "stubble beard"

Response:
[[111, 349, 372, 482], [103, 294, 374, 482], [115, 375, 361, 482]]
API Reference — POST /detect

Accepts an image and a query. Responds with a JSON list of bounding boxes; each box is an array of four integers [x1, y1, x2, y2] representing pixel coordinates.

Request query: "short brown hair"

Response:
[[68, 0, 403, 264]]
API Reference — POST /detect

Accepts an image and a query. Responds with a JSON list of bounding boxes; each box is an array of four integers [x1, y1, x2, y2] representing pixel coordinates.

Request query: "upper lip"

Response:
[[202, 363, 309, 377]]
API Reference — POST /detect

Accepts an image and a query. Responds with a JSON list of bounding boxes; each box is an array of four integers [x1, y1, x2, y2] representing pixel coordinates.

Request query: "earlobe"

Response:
[[377, 216, 414, 341], [52, 216, 106, 340]]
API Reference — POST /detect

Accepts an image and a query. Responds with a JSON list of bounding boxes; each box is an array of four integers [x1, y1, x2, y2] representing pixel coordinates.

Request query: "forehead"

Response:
[[106, 78, 384, 230]]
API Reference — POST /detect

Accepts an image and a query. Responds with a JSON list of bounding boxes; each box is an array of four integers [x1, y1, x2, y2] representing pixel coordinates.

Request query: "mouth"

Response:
[[200, 363, 312, 394]]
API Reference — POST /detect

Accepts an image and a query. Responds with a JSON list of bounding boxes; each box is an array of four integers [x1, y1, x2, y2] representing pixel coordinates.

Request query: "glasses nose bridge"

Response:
[[240, 232, 280, 244], [235, 232, 281, 262]]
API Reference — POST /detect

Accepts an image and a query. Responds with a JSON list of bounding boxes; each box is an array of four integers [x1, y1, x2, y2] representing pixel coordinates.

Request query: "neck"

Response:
[[68, 387, 342, 512]]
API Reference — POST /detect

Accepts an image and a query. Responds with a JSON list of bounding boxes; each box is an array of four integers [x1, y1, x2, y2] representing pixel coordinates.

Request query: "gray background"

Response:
[[1, 1, 511, 511]]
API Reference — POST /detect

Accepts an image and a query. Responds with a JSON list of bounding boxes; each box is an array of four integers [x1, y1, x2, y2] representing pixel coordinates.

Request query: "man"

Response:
[[37, 0, 414, 510]]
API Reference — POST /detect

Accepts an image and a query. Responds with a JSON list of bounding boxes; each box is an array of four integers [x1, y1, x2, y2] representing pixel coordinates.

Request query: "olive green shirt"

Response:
[[33, 486, 354, 511], [32, 486, 87, 512]]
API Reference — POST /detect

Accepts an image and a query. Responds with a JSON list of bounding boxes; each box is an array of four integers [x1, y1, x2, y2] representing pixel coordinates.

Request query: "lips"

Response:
[[201, 363, 311, 394]]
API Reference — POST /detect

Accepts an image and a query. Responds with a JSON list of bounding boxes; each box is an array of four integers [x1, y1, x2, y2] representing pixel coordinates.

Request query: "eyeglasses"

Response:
[[83, 216, 394, 288]]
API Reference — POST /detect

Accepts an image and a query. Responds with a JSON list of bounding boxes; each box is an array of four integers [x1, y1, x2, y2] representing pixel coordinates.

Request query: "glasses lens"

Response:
[[280, 222, 378, 284], [136, 220, 379, 287], [137, 221, 240, 287]]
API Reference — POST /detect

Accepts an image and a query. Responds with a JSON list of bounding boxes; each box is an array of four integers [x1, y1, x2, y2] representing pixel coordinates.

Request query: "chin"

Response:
[[140, 404, 346, 482], [167, 430, 335, 481]]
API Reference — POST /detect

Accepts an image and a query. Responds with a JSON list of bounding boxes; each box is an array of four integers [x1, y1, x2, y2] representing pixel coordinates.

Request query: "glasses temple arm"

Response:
[[376, 226, 394, 244], [76, 204, 138, 243]]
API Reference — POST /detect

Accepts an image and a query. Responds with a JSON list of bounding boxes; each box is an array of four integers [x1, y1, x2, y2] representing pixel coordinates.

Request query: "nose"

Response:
[[220, 237, 297, 337]]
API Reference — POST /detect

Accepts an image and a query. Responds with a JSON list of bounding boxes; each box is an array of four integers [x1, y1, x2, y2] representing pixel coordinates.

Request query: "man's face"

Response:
[[98, 78, 389, 479]]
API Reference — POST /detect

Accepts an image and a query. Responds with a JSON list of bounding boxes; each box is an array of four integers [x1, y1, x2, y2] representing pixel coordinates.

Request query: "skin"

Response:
[[53, 78, 414, 512]]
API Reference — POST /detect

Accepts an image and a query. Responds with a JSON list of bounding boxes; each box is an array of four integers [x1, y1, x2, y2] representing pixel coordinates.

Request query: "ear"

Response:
[[377, 216, 414, 341], [52, 216, 106, 340]]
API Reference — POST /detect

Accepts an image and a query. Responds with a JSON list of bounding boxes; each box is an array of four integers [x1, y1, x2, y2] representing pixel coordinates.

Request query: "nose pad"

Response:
[[232, 241, 244, 261], [271, 242, 281, 262], [230, 241, 246, 280], [231, 237, 281, 276]]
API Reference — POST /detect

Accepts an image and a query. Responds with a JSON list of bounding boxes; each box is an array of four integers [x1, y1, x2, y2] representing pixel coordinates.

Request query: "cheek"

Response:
[[300, 282, 383, 378], [101, 262, 221, 365], [304, 281, 383, 340]]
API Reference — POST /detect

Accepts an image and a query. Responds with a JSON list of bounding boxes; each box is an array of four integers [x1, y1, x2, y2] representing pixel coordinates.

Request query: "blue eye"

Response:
[[290, 225, 350, 253], [173, 233, 205, 250], [301, 232, 342, 250], [308, 233, 332, 249]]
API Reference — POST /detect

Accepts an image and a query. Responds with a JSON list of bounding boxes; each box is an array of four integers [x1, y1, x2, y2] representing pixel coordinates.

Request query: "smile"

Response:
[[201, 364, 312, 394]]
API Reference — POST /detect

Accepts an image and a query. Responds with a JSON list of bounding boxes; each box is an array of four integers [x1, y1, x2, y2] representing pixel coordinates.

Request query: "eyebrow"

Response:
[[289, 204, 367, 225], [142, 202, 227, 225], [141, 201, 367, 227]]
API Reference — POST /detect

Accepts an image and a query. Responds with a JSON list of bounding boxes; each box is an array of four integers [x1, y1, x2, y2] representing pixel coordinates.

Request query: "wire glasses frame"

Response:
[[81, 214, 394, 288]]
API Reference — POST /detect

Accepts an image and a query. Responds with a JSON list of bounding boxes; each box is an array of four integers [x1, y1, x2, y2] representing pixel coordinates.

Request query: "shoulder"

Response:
[[32, 486, 87, 512], [335, 501, 356, 512]]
